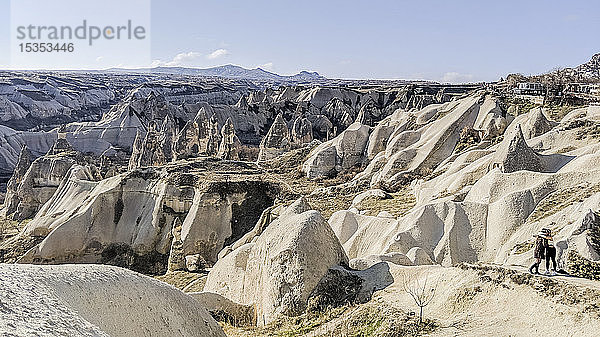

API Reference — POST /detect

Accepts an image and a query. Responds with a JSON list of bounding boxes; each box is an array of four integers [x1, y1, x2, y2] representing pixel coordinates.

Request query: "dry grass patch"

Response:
[[154, 270, 204, 290], [528, 182, 600, 223], [220, 299, 437, 337], [544, 104, 586, 122], [358, 189, 416, 218]]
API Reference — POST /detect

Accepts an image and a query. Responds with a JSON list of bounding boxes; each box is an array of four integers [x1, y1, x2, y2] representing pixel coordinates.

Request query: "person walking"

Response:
[[543, 228, 557, 275], [529, 230, 547, 274]]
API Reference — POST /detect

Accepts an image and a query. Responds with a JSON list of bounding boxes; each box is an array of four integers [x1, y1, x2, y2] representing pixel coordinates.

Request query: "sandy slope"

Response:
[[376, 265, 600, 337], [0, 264, 225, 337]]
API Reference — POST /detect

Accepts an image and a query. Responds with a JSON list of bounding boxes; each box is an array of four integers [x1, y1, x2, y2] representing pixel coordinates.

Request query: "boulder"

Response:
[[185, 254, 208, 272], [204, 201, 348, 325]]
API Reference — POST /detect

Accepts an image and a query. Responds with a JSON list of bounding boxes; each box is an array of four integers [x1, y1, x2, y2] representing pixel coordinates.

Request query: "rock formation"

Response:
[[2, 138, 99, 221], [217, 118, 241, 160], [15, 159, 279, 273], [2, 145, 32, 217], [173, 108, 220, 160], [488, 124, 543, 173], [204, 201, 348, 325], [291, 116, 313, 146], [303, 122, 370, 179], [129, 115, 179, 170], [0, 264, 225, 337], [257, 114, 291, 162]]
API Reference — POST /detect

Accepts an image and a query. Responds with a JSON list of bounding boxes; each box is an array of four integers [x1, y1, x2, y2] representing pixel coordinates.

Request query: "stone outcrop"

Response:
[[2, 145, 32, 217], [204, 201, 348, 325], [129, 115, 179, 170], [291, 116, 313, 146], [322, 97, 355, 131], [15, 159, 279, 274], [302, 122, 370, 179], [488, 124, 543, 173], [167, 218, 185, 271], [218, 118, 242, 160], [173, 107, 221, 160], [257, 114, 291, 162], [0, 264, 225, 337], [521, 107, 554, 139], [473, 96, 510, 139], [46, 136, 76, 156], [2, 139, 100, 220]]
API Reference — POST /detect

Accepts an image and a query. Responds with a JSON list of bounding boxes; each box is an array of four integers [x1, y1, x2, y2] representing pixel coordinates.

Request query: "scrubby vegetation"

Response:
[[220, 299, 437, 337], [528, 182, 600, 223], [544, 104, 586, 122], [154, 270, 205, 290], [566, 250, 600, 281], [356, 188, 416, 218]]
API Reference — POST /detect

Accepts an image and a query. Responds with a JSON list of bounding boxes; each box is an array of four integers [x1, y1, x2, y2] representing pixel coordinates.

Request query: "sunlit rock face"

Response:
[[16, 159, 279, 274]]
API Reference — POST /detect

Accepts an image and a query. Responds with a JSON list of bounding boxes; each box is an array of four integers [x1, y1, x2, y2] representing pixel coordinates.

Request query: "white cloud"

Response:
[[339, 59, 351, 65], [206, 49, 229, 60], [564, 14, 579, 22], [152, 52, 202, 67], [260, 62, 274, 71], [96, 56, 104, 62], [440, 72, 474, 84]]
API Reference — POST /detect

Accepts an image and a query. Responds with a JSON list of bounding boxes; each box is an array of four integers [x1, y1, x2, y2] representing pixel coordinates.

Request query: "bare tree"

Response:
[[402, 271, 437, 324]]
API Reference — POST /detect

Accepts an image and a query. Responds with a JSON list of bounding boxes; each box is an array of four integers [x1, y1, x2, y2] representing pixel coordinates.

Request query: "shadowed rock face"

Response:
[[181, 179, 278, 265], [291, 116, 313, 145]]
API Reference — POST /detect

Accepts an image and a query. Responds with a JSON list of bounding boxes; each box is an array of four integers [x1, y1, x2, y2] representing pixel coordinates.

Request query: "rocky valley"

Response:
[[1, 55, 600, 336]]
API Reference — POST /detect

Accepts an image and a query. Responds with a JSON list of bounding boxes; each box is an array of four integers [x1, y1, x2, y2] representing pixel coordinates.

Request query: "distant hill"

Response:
[[570, 53, 600, 80], [106, 64, 325, 82]]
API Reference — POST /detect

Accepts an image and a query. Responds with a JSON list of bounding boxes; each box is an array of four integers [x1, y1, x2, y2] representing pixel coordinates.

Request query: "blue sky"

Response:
[[1, 0, 599, 82]]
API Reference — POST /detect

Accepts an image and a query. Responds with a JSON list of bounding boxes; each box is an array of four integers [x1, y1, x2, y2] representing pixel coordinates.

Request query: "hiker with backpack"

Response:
[[529, 229, 547, 274]]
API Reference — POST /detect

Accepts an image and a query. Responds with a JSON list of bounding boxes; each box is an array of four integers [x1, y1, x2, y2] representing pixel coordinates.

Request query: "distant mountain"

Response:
[[106, 64, 325, 82]]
